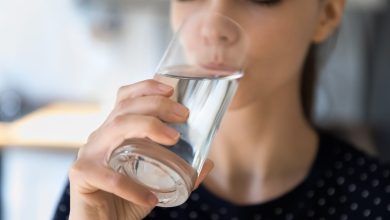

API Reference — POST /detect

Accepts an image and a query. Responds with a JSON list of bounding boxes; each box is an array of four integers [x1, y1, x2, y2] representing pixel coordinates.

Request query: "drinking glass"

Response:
[[108, 11, 248, 207]]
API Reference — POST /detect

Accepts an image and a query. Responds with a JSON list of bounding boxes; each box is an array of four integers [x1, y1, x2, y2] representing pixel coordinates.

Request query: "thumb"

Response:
[[193, 159, 214, 190]]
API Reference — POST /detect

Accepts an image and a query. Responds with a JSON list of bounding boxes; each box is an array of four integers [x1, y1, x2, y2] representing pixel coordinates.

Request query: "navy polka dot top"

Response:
[[54, 132, 390, 220]]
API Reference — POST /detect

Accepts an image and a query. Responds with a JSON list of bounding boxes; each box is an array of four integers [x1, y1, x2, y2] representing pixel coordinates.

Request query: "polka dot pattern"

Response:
[[54, 133, 390, 220]]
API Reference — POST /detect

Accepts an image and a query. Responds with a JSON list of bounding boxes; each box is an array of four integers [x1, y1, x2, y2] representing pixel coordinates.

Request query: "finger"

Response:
[[70, 160, 158, 207], [115, 96, 189, 124], [116, 80, 173, 103], [193, 159, 214, 190], [94, 115, 180, 154]]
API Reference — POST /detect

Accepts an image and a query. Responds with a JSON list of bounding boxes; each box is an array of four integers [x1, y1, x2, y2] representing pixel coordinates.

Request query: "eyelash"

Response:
[[174, 0, 282, 6], [251, 0, 281, 6]]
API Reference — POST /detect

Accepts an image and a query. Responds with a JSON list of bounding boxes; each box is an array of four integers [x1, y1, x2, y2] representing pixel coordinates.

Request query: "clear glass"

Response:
[[109, 12, 248, 207]]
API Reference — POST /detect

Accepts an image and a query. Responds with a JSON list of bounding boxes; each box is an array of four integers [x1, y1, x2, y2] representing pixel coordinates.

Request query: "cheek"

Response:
[[230, 7, 320, 106], [170, 3, 203, 62], [248, 9, 318, 74], [247, 23, 310, 79], [170, 3, 199, 32], [170, 4, 183, 32], [181, 26, 201, 55]]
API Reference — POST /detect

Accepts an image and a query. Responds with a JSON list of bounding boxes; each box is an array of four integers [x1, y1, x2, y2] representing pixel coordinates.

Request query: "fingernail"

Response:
[[157, 83, 172, 93], [173, 105, 189, 118], [165, 126, 179, 139], [148, 194, 158, 206]]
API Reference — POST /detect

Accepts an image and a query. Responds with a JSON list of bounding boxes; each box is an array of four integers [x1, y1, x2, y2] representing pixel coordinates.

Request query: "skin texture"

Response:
[[170, 0, 345, 204], [69, 0, 345, 219]]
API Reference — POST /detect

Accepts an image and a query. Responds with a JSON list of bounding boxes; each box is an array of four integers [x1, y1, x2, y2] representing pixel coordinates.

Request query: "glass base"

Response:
[[109, 139, 197, 207]]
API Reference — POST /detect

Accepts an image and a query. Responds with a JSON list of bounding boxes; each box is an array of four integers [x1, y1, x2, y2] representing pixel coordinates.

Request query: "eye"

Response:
[[251, 0, 282, 6]]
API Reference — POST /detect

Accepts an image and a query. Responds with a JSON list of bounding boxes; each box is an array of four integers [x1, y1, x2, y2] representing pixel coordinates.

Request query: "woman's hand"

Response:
[[68, 79, 213, 220]]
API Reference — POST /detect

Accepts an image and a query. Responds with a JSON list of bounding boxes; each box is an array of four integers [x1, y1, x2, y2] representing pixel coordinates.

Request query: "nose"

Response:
[[200, 14, 240, 47]]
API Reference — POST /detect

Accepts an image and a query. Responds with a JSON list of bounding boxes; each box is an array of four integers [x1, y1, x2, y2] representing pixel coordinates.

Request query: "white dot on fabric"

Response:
[[307, 210, 315, 217], [339, 195, 347, 203], [231, 217, 239, 220], [361, 190, 369, 198], [340, 214, 348, 220], [189, 211, 198, 219], [387, 204, 390, 211], [376, 217, 383, 220], [275, 207, 283, 215], [169, 211, 178, 219], [372, 179, 380, 187], [211, 213, 220, 220], [325, 170, 333, 178], [350, 203, 358, 211], [348, 184, 357, 192], [385, 185, 390, 193], [347, 167, 355, 175], [306, 190, 315, 198], [337, 177, 345, 185], [374, 197, 381, 205], [327, 188, 335, 196], [383, 170, 390, 178], [191, 193, 200, 201], [200, 203, 209, 211], [363, 209, 371, 217], [328, 207, 336, 215], [335, 161, 343, 169], [370, 164, 378, 172], [285, 213, 293, 220], [357, 157, 366, 166], [316, 180, 325, 188], [219, 207, 227, 215], [360, 173, 368, 181], [254, 214, 262, 220], [318, 198, 326, 206], [344, 153, 352, 161]]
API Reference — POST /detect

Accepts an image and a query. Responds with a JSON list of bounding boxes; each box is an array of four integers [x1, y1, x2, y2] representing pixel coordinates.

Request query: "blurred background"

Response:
[[0, 0, 389, 219]]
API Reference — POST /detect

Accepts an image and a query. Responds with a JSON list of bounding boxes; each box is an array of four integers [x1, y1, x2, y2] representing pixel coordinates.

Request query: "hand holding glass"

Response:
[[109, 12, 248, 207]]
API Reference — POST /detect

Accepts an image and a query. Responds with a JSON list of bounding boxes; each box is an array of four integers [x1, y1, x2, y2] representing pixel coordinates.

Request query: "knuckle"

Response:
[[145, 116, 161, 127], [86, 130, 99, 143], [143, 116, 162, 133], [105, 115, 127, 131], [111, 115, 126, 127], [68, 161, 84, 182], [116, 99, 130, 111], [117, 85, 129, 98], [143, 79, 158, 87], [150, 96, 165, 108], [106, 172, 124, 188]]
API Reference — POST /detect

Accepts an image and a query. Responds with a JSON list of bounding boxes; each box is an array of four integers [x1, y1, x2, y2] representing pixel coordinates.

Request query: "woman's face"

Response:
[[170, 0, 342, 109]]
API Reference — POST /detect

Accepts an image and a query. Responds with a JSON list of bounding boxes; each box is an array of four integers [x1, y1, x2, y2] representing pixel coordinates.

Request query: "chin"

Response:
[[227, 87, 254, 111]]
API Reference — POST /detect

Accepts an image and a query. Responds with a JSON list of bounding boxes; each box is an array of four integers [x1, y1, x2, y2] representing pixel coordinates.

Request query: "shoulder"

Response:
[[317, 131, 390, 179], [310, 131, 390, 218], [315, 131, 390, 190]]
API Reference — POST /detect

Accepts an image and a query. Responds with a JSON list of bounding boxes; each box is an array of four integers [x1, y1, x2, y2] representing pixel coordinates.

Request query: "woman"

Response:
[[55, 0, 390, 219]]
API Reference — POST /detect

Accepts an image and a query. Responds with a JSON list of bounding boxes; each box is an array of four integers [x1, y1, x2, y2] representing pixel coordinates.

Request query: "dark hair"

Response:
[[301, 45, 318, 122], [301, 29, 339, 123]]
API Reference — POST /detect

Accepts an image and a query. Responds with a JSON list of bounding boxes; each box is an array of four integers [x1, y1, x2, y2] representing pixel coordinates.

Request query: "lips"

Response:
[[201, 63, 235, 72]]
